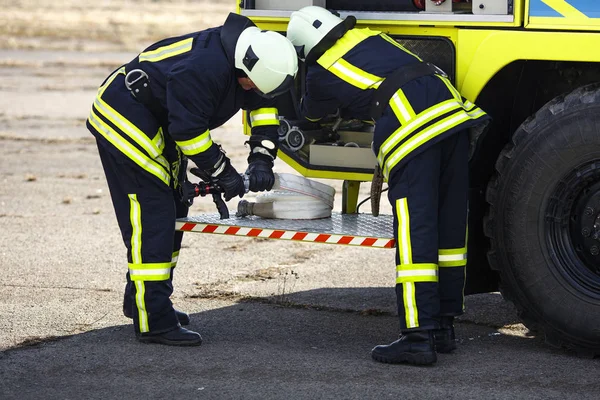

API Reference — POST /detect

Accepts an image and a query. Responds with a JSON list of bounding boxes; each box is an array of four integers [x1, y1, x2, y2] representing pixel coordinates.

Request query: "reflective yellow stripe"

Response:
[[176, 129, 213, 156], [129, 194, 142, 264], [436, 75, 463, 104], [250, 107, 280, 127], [390, 89, 416, 125], [380, 33, 423, 61], [97, 66, 126, 95], [94, 96, 166, 163], [306, 116, 322, 122], [135, 281, 149, 332], [383, 110, 476, 179], [139, 37, 193, 63], [328, 58, 383, 90], [171, 251, 179, 268], [378, 99, 462, 166], [396, 263, 439, 283], [152, 127, 166, 154], [94, 66, 170, 172], [317, 28, 381, 68], [439, 248, 467, 267], [88, 109, 171, 185], [128, 262, 172, 281], [403, 282, 419, 329], [396, 198, 413, 265], [395, 197, 431, 329]]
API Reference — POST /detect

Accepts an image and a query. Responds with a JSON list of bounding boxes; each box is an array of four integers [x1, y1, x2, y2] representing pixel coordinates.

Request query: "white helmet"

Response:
[[287, 6, 356, 64], [235, 27, 298, 98]]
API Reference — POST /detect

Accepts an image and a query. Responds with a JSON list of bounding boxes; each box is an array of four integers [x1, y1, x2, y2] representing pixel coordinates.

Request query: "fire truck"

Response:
[[178, 0, 600, 356]]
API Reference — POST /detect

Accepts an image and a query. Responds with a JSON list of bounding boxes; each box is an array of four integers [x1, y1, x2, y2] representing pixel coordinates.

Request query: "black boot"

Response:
[[123, 304, 191, 326], [123, 284, 191, 326], [433, 316, 457, 353], [137, 326, 202, 346], [371, 330, 437, 365]]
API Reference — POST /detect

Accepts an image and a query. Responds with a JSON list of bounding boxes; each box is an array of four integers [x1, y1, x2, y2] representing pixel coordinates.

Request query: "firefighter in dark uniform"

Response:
[[287, 6, 490, 365], [86, 13, 298, 346]]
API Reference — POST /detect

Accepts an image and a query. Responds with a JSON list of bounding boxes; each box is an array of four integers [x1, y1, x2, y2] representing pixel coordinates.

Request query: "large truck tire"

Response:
[[484, 83, 600, 357]]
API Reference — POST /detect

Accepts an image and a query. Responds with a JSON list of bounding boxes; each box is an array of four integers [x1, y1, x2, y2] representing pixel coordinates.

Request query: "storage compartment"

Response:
[[326, 0, 420, 12], [308, 130, 376, 170], [245, 0, 326, 10]]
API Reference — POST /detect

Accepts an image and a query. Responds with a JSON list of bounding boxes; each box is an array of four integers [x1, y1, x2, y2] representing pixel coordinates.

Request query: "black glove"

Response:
[[190, 156, 245, 202], [245, 156, 275, 192], [244, 135, 277, 192]]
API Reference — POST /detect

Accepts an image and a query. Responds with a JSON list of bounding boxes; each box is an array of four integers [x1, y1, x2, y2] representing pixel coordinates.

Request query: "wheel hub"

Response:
[[546, 160, 600, 297], [571, 181, 600, 273]]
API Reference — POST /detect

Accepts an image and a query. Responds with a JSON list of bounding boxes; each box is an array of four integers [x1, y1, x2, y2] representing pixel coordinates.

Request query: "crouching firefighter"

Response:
[[287, 6, 490, 364], [86, 13, 298, 346]]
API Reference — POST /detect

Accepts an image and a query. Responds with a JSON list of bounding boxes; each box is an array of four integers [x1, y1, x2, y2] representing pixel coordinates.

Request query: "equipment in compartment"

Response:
[[326, 0, 420, 12], [245, 0, 326, 10]]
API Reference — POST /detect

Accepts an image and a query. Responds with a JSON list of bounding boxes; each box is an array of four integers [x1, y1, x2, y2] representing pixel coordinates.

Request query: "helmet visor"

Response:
[[254, 75, 295, 99]]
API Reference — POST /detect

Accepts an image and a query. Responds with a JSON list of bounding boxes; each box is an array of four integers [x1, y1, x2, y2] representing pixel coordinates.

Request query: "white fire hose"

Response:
[[237, 173, 336, 220]]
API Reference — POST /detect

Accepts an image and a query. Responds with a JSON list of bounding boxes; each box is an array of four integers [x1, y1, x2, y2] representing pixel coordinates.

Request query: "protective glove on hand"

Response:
[[245, 135, 278, 192], [245, 156, 275, 192], [190, 155, 245, 202]]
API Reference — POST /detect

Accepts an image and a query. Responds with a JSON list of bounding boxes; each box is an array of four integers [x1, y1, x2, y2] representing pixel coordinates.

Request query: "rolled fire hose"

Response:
[[237, 173, 336, 220]]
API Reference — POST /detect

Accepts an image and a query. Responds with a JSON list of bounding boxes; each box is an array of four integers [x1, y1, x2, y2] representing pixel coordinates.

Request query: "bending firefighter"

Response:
[[86, 13, 298, 346], [287, 6, 490, 365]]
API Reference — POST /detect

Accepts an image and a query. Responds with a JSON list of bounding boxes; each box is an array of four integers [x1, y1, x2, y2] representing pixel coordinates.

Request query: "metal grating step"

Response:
[[177, 212, 396, 248]]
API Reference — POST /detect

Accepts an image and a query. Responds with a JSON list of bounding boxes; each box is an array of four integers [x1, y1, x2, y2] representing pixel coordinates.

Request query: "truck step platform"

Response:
[[176, 212, 396, 248]]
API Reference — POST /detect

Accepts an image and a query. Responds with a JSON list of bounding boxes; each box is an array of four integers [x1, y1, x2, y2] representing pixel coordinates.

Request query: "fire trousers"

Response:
[[96, 142, 188, 334], [387, 130, 469, 332]]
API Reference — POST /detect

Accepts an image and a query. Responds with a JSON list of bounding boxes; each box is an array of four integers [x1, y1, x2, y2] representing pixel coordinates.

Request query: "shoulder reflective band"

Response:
[[139, 37, 193, 63], [317, 28, 380, 69]]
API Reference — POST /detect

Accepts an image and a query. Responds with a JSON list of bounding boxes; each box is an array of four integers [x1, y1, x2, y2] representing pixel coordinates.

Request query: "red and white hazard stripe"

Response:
[[176, 221, 395, 248]]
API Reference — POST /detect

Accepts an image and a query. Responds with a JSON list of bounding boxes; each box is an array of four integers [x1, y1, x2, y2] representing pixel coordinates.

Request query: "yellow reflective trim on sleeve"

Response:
[[250, 107, 280, 127], [88, 109, 171, 185], [378, 99, 462, 166], [139, 37, 193, 63], [306, 116, 322, 122], [383, 110, 477, 179], [403, 282, 419, 329], [175, 129, 213, 156], [396, 263, 439, 283], [328, 58, 383, 90], [128, 262, 172, 281], [135, 281, 149, 332], [317, 28, 381, 68], [380, 33, 423, 61], [128, 194, 142, 264], [390, 89, 416, 125]]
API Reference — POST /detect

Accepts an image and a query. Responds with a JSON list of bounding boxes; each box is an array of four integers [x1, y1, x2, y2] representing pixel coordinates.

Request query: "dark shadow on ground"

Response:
[[1, 290, 598, 400]]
